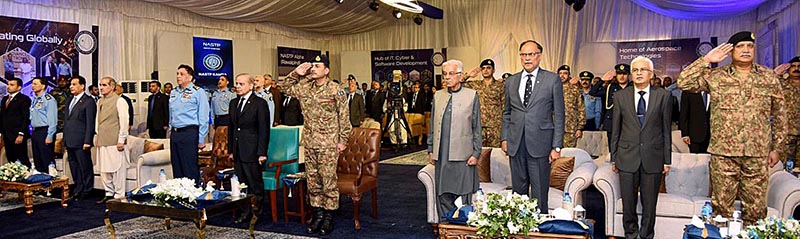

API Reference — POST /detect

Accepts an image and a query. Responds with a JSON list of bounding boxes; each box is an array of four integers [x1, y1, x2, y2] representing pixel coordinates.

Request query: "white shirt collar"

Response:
[[8, 92, 18, 98], [241, 91, 252, 101], [522, 67, 540, 78], [635, 85, 650, 95]]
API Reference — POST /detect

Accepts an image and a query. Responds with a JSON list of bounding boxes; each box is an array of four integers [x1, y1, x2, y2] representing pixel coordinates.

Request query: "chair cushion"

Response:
[[615, 193, 696, 218], [262, 171, 287, 190], [666, 153, 710, 197], [143, 140, 165, 154], [337, 174, 377, 195], [478, 148, 492, 182], [549, 157, 575, 191]]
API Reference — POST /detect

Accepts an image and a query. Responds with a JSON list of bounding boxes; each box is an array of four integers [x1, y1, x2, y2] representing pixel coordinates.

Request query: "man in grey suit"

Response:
[[610, 56, 672, 239], [501, 40, 565, 211]]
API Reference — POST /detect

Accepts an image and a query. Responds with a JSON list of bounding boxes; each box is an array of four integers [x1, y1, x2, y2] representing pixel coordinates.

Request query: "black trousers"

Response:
[[214, 115, 230, 128], [67, 147, 93, 196], [170, 126, 200, 186], [689, 139, 710, 154], [619, 164, 662, 239], [149, 127, 167, 139], [234, 159, 265, 204], [31, 127, 55, 172], [3, 134, 29, 167], [509, 131, 550, 212]]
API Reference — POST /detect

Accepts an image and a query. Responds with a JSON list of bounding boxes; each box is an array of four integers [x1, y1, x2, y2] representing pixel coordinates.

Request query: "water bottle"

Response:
[[562, 192, 574, 218], [701, 201, 713, 223], [728, 210, 742, 235], [159, 169, 167, 183], [787, 157, 795, 173], [472, 188, 485, 205], [48, 162, 58, 176], [231, 174, 240, 197]]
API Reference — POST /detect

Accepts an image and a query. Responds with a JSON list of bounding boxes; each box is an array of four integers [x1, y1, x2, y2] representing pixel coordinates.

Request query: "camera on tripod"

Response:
[[383, 70, 412, 150]]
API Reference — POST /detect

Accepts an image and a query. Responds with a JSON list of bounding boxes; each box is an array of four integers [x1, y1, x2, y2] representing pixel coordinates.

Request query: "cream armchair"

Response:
[[417, 147, 598, 233], [593, 153, 800, 239], [63, 136, 171, 190]]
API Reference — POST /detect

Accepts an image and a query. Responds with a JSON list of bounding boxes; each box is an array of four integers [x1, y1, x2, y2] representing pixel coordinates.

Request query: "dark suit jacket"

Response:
[[406, 91, 427, 114], [120, 94, 134, 127], [610, 86, 672, 174], [64, 93, 97, 148], [365, 90, 386, 121], [228, 93, 269, 163], [679, 91, 710, 143], [281, 94, 303, 126], [501, 69, 565, 158], [147, 92, 169, 130], [0, 93, 31, 138], [44, 62, 58, 78], [349, 93, 365, 127], [267, 86, 282, 125]]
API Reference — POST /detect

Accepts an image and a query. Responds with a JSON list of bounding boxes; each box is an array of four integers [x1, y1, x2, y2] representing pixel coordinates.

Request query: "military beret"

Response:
[[728, 31, 755, 46], [502, 73, 512, 79], [479, 59, 494, 68], [579, 71, 594, 80], [789, 56, 800, 63], [557, 65, 571, 73], [312, 55, 330, 68], [615, 64, 630, 74]]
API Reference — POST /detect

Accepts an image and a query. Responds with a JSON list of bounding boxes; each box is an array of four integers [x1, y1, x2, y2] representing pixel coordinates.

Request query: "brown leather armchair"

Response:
[[337, 127, 381, 230], [201, 126, 232, 187]]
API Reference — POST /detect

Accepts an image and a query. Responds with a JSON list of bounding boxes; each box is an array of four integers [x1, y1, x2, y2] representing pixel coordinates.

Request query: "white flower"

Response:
[[507, 221, 519, 234]]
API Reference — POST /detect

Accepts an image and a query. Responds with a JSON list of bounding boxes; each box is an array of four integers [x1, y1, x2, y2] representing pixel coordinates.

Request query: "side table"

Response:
[[283, 177, 308, 224], [0, 177, 69, 215]]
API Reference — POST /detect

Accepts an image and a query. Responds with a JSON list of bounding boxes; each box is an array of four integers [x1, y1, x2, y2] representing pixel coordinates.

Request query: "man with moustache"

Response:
[[678, 31, 786, 224], [51, 76, 72, 133], [169, 65, 210, 185], [163, 83, 173, 96], [556, 65, 585, 147], [147, 81, 169, 138], [580, 71, 602, 131], [95, 76, 130, 203], [611, 56, 672, 239], [590, 64, 632, 148], [502, 40, 565, 211], [463, 59, 505, 147], [211, 75, 236, 128], [776, 56, 800, 160]]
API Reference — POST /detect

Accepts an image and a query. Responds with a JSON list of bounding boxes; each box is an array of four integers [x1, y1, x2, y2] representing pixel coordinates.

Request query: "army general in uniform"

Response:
[[678, 31, 786, 225], [279, 55, 351, 236], [463, 59, 505, 148]]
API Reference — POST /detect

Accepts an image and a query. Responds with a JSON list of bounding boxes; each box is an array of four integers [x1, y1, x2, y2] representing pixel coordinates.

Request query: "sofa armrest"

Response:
[[418, 164, 438, 224], [768, 170, 800, 218], [593, 163, 621, 236], [565, 161, 597, 205], [137, 149, 172, 186]]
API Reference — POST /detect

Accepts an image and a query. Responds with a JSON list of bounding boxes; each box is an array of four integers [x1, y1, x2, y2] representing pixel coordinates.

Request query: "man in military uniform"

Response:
[[169, 64, 210, 186], [29, 77, 58, 173], [557, 65, 585, 147], [677, 31, 786, 225], [211, 75, 235, 128], [463, 59, 505, 147], [776, 56, 800, 160], [590, 63, 632, 149], [50, 76, 72, 133], [279, 55, 351, 236]]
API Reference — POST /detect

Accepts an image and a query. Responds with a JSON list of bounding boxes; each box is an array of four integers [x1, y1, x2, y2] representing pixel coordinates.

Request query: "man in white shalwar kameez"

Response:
[[95, 76, 129, 203]]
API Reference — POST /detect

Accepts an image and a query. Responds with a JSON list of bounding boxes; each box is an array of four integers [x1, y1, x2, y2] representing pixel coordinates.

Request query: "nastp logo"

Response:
[[203, 54, 223, 71]]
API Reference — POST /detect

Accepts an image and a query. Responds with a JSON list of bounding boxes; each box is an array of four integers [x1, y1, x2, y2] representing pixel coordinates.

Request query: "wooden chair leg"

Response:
[[431, 223, 439, 236], [282, 187, 289, 223], [352, 194, 362, 230], [371, 188, 378, 219], [270, 190, 278, 222]]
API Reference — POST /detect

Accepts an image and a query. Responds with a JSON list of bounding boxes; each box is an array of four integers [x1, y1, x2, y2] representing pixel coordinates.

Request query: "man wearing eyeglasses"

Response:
[[590, 63, 632, 150], [501, 40, 565, 211], [678, 31, 786, 225], [610, 56, 672, 239], [463, 59, 505, 147]]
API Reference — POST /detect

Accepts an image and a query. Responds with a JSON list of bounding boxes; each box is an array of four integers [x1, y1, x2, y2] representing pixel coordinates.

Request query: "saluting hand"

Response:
[[466, 66, 480, 79], [569, 76, 580, 85], [601, 69, 615, 82], [775, 63, 791, 76], [294, 63, 312, 76], [703, 43, 733, 64]]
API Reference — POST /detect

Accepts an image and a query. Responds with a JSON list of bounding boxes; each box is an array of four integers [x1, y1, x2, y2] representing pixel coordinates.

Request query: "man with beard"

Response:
[[51, 76, 72, 133], [776, 56, 800, 160], [463, 59, 505, 147], [556, 65, 585, 147]]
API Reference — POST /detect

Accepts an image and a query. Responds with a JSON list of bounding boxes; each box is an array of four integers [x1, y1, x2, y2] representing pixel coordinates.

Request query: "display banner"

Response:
[[371, 49, 435, 86], [193, 36, 233, 89], [0, 15, 80, 96], [617, 38, 718, 79], [277, 46, 321, 78]]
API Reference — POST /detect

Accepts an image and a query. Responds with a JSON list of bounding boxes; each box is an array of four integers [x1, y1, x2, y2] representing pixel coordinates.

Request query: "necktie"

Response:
[[412, 93, 417, 108], [69, 97, 78, 113], [637, 91, 646, 127], [284, 97, 290, 107], [701, 91, 709, 111], [238, 98, 245, 113], [148, 95, 154, 119], [524, 74, 533, 107], [4, 96, 11, 108]]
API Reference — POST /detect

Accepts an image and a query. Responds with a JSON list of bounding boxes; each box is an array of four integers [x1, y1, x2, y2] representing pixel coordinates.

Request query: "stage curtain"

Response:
[[628, 0, 766, 20]]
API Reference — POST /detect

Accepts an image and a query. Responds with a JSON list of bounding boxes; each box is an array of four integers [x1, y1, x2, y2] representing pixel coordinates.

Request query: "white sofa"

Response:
[[593, 152, 800, 239], [417, 147, 598, 228]]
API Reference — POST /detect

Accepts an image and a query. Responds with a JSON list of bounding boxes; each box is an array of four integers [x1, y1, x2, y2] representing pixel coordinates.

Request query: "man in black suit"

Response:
[[679, 91, 711, 153], [365, 80, 385, 122], [280, 93, 303, 126], [406, 82, 427, 114], [147, 81, 169, 138], [1, 77, 31, 167], [43, 55, 58, 81], [228, 73, 270, 222], [610, 56, 672, 239], [64, 75, 97, 200]]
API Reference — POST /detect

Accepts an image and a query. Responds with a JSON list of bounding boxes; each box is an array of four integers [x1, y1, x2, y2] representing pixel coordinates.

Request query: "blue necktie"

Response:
[[524, 74, 533, 107], [637, 91, 646, 127]]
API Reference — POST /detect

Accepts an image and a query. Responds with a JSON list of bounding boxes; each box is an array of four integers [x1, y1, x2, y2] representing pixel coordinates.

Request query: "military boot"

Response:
[[320, 210, 335, 236], [307, 207, 324, 234]]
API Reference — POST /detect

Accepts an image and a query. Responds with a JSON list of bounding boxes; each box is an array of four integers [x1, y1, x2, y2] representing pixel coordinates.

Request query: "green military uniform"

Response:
[[463, 75, 505, 148], [49, 86, 71, 133], [280, 69, 352, 211], [783, 78, 800, 161], [678, 35, 786, 224], [563, 80, 585, 147]]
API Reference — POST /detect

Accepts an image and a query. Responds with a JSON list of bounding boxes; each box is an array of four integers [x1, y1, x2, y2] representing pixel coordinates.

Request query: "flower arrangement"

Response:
[[150, 178, 204, 208], [467, 192, 543, 238], [0, 162, 30, 182], [739, 216, 800, 239]]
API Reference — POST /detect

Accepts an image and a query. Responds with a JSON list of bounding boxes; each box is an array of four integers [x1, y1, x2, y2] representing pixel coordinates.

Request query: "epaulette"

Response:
[[338, 90, 346, 96], [45, 94, 52, 100], [193, 85, 201, 90]]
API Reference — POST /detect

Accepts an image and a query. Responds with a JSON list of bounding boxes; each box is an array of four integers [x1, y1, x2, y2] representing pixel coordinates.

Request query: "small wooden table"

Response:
[[438, 223, 589, 239], [0, 177, 69, 215], [105, 195, 256, 239], [283, 178, 308, 224]]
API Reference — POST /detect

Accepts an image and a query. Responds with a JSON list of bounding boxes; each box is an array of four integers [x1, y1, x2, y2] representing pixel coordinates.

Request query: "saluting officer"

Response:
[[590, 63, 632, 149], [211, 75, 236, 128], [169, 64, 210, 185], [30, 77, 58, 173]]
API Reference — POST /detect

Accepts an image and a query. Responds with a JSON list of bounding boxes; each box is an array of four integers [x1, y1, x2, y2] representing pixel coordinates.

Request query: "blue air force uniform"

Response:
[[30, 92, 57, 173], [169, 83, 210, 184], [255, 89, 276, 127], [211, 88, 236, 127]]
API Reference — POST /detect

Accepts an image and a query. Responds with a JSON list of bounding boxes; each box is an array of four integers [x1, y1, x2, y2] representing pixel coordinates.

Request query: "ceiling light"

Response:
[[393, 9, 402, 19], [369, 0, 379, 11], [380, 0, 423, 14], [413, 15, 423, 25], [336, 0, 343, 3]]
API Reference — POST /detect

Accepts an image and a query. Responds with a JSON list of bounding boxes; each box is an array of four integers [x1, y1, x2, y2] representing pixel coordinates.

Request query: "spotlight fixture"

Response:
[[413, 15, 423, 25], [336, 0, 343, 3], [393, 9, 402, 19], [380, 0, 423, 14], [369, 0, 379, 11], [573, 0, 585, 11]]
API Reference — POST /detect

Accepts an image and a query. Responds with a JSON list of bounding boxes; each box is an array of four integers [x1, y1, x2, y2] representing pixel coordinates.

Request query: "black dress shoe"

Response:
[[96, 196, 110, 204], [319, 210, 334, 236], [307, 207, 324, 234]]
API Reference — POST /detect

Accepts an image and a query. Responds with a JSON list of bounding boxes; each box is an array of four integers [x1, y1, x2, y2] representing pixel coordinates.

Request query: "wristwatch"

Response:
[[554, 147, 562, 153]]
